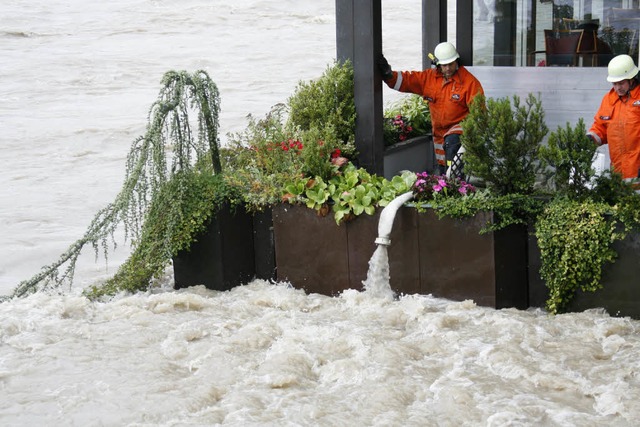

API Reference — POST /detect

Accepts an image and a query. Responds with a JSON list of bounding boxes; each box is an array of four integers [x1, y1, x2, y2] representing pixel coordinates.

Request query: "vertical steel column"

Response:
[[422, 0, 447, 69], [456, 0, 474, 64], [336, 0, 384, 176]]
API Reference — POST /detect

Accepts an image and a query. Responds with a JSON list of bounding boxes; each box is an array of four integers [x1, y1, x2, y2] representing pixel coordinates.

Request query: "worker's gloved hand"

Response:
[[377, 55, 394, 81]]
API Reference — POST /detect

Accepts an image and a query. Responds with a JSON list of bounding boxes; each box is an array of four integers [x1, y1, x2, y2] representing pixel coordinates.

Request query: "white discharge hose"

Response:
[[374, 191, 414, 246]]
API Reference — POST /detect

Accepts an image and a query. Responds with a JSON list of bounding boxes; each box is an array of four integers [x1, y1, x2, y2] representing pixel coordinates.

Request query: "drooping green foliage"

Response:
[[85, 170, 240, 299], [9, 70, 223, 299], [539, 118, 597, 197], [535, 197, 621, 314], [533, 168, 640, 314], [532, 116, 640, 313], [461, 93, 548, 195]]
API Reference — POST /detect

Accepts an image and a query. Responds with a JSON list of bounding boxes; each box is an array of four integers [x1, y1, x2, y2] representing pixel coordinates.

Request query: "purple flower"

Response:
[[432, 179, 447, 192], [412, 171, 475, 202]]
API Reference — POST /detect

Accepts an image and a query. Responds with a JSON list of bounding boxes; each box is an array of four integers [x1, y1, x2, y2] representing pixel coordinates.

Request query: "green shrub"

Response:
[[539, 118, 596, 197], [461, 93, 548, 195], [286, 60, 356, 146]]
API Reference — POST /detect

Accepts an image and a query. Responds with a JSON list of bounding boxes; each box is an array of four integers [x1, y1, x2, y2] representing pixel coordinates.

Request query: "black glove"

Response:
[[377, 55, 394, 81]]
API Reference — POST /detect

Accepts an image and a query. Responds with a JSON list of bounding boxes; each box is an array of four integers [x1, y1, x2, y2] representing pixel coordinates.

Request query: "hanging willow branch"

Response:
[[6, 70, 222, 300]]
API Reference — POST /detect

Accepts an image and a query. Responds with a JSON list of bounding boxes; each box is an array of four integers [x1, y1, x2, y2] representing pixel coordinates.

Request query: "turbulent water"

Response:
[[1, 1, 640, 425]]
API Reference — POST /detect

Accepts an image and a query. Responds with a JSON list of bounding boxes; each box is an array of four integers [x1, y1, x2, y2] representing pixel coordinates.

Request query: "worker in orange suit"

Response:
[[378, 42, 484, 177], [588, 54, 640, 180]]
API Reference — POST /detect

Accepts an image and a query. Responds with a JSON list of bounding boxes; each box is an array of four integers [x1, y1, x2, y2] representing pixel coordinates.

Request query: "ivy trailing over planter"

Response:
[[536, 119, 640, 314], [535, 198, 621, 314], [85, 170, 241, 299], [9, 70, 225, 299]]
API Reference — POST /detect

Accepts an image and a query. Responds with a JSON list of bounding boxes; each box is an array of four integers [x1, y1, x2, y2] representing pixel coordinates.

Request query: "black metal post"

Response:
[[336, 0, 384, 176], [422, 0, 448, 69]]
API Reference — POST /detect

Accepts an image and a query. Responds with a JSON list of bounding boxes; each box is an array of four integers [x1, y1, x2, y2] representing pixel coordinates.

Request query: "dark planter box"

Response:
[[252, 208, 277, 281], [272, 204, 350, 295], [173, 205, 275, 291], [417, 210, 529, 309], [528, 230, 640, 318], [272, 204, 528, 309], [383, 134, 436, 179], [271, 204, 420, 296]]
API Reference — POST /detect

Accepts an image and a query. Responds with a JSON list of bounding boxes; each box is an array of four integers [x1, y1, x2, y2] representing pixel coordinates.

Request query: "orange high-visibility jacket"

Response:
[[383, 65, 484, 166], [588, 85, 640, 179]]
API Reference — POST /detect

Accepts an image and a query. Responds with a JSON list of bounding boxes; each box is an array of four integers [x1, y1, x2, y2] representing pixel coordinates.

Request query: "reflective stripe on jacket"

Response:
[[588, 85, 640, 179], [384, 65, 484, 166]]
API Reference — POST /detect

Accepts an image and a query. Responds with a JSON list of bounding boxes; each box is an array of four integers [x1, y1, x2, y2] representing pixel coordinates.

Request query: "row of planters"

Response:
[[10, 61, 640, 320]]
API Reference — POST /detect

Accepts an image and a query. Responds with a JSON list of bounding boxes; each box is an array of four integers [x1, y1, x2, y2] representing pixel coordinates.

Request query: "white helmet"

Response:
[[607, 54, 639, 82], [433, 42, 460, 65]]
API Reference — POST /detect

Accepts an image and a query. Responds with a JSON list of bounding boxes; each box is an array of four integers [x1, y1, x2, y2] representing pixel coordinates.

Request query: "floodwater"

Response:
[[1, 1, 640, 425]]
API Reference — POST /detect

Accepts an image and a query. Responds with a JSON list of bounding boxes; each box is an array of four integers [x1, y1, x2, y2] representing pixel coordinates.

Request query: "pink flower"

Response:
[[432, 179, 447, 192], [412, 172, 476, 201], [331, 156, 349, 167]]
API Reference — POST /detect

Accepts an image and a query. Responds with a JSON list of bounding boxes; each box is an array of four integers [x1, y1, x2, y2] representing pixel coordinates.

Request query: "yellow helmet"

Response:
[[433, 42, 460, 65], [607, 54, 639, 82]]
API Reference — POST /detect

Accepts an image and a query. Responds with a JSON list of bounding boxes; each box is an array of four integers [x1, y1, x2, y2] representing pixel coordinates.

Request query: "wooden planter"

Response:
[[172, 205, 275, 291], [271, 204, 365, 295], [416, 210, 529, 309], [528, 230, 640, 318], [383, 134, 436, 179], [272, 204, 528, 309]]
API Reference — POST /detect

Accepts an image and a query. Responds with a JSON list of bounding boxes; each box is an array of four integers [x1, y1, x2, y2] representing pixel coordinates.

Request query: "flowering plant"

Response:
[[383, 114, 415, 146], [383, 95, 431, 147], [412, 171, 476, 203], [251, 138, 304, 174]]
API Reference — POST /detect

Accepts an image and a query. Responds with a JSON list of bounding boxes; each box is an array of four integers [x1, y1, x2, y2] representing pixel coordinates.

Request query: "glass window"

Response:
[[467, 0, 640, 66]]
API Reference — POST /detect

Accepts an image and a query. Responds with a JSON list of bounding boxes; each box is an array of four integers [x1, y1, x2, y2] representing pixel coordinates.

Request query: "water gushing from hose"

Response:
[[363, 191, 414, 298]]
